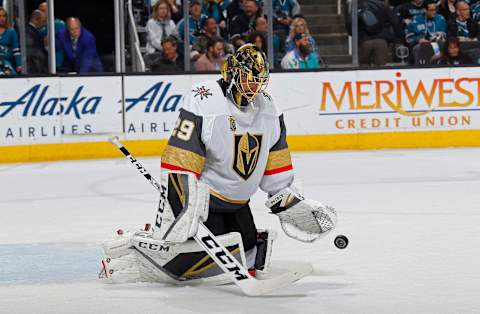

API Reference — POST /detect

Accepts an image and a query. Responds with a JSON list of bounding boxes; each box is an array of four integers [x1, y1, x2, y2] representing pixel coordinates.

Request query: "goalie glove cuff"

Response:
[[265, 187, 304, 214]]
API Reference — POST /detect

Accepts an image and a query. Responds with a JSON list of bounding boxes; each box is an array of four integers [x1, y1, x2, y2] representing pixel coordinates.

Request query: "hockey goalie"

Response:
[[99, 44, 337, 286]]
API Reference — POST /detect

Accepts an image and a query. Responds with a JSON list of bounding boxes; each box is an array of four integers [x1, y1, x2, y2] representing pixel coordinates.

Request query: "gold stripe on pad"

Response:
[[265, 148, 292, 171], [210, 190, 248, 205], [161, 145, 205, 174], [182, 248, 240, 277]]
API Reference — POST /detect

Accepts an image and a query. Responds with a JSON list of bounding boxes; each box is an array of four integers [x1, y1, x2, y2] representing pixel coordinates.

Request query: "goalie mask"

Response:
[[221, 43, 269, 108]]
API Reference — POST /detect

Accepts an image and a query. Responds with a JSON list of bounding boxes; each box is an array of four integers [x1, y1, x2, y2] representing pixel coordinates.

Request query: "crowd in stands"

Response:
[[3, 0, 480, 76], [0, 2, 102, 75], [0, 0, 321, 75], [350, 0, 480, 66], [143, 0, 321, 72]]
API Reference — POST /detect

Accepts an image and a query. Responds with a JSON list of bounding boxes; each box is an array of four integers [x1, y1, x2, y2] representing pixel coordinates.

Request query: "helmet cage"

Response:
[[223, 44, 269, 104]]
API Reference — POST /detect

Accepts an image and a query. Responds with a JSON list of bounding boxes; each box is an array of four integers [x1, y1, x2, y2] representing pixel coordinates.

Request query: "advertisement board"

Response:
[[269, 68, 480, 135], [2, 67, 480, 162], [122, 74, 216, 140], [0, 76, 122, 146]]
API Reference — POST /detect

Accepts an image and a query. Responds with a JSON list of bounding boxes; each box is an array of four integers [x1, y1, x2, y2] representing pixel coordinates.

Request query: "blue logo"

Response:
[[125, 82, 183, 113], [0, 84, 101, 120]]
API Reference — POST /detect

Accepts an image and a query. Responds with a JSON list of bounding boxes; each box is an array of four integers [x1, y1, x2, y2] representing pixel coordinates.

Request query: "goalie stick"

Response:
[[108, 136, 308, 296]]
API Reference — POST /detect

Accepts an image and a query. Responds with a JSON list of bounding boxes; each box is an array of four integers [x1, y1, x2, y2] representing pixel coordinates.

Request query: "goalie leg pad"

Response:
[[100, 227, 250, 285], [154, 171, 209, 243], [99, 230, 142, 283]]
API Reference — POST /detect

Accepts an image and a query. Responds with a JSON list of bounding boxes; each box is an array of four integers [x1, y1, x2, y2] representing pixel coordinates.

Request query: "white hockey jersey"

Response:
[[161, 79, 294, 211]]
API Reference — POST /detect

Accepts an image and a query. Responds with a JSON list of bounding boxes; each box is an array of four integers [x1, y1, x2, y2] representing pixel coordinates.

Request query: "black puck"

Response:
[[334, 235, 349, 249]]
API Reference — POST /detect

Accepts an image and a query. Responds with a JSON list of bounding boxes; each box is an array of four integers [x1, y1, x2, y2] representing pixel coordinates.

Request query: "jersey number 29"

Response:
[[172, 118, 195, 141]]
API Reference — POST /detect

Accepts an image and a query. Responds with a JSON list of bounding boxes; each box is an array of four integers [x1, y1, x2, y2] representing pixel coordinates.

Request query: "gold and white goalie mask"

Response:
[[221, 43, 269, 108]]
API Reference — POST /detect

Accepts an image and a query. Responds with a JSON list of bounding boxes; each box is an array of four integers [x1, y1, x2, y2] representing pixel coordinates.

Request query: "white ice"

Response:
[[1, 149, 480, 314]]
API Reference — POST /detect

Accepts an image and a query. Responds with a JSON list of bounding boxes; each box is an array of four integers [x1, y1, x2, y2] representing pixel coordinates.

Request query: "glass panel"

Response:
[[315, 0, 352, 68], [3, 0, 116, 75], [131, 0, 185, 73], [257, 0, 352, 70], [53, 0, 115, 73]]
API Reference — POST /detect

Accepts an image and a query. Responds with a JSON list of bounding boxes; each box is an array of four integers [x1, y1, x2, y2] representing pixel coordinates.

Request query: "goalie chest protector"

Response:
[[162, 80, 286, 204]]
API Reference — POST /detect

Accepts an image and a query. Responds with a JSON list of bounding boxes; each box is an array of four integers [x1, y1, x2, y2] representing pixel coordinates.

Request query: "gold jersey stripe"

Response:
[[265, 148, 292, 171], [182, 248, 241, 277], [161, 145, 205, 175], [210, 190, 249, 205]]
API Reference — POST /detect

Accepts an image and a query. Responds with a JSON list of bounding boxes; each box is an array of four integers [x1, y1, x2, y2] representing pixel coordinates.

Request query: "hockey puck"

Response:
[[334, 235, 349, 249]]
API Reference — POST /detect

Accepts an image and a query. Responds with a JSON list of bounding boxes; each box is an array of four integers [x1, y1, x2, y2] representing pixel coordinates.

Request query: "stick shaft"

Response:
[[109, 136, 161, 191]]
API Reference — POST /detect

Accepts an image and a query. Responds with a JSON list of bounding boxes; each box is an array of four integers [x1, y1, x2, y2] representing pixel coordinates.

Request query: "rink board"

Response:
[[1, 68, 480, 162]]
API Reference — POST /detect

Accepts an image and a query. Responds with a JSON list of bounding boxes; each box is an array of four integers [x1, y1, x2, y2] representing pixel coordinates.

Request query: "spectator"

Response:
[[164, 0, 183, 23], [472, 2, 480, 22], [27, 10, 48, 74], [285, 17, 318, 57], [448, 1, 479, 41], [394, 0, 425, 26], [56, 17, 103, 73], [203, 0, 230, 38], [438, 0, 458, 22], [203, 0, 230, 24], [406, 0, 447, 63], [227, 0, 245, 22], [38, 2, 66, 38], [254, 15, 282, 64], [151, 36, 184, 72], [247, 31, 267, 54], [437, 36, 474, 63], [146, 0, 178, 54], [281, 33, 319, 69], [191, 17, 223, 59], [38, 2, 66, 69], [347, 0, 404, 66], [273, 0, 300, 36], [229, 0, 260, 40], [177, 0, 208, 45], [0, 7, 21, 74], [194, 36, 225, 71]]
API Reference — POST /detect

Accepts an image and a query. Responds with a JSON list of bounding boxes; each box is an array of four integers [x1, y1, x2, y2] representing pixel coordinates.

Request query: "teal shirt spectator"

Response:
[[202, 0, 230, 23], [406, 13, 446, 45], [473, 3, 480, 23], [285, 34, 319, 58], [0, 28, 21, 73], [40, 18, 66, 68], [273, 0, 300, 17], [281, 49, 320, 69], [177, 14, 208, 44]]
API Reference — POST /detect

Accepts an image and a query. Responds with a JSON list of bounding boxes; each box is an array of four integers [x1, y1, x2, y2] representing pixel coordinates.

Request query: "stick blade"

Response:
[[238, 261, 313, 296]]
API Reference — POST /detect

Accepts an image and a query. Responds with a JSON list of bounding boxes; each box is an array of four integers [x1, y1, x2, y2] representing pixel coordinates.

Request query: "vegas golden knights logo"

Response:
[[232, 133, 262, 180]]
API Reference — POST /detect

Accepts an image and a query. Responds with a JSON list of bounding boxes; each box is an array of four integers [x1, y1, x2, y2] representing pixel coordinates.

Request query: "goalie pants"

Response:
[[203, 203, 258, 252]]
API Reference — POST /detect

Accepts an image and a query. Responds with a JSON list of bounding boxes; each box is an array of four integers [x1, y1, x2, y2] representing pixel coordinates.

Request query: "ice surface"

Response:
[[1, 149, 480, 313]]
